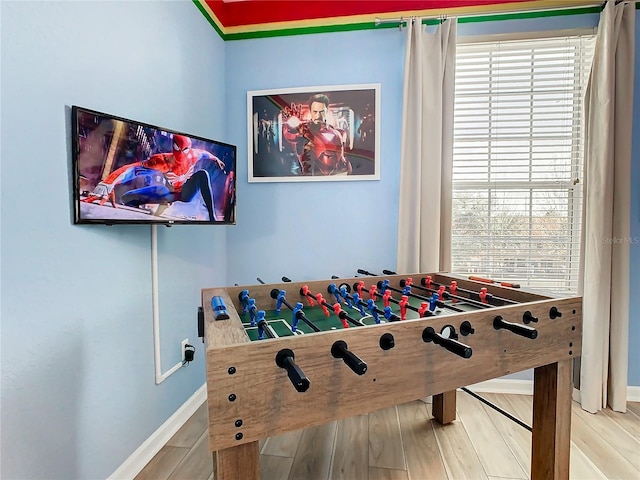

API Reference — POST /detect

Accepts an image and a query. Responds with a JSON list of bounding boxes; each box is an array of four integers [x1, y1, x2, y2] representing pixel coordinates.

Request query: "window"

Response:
[[451, 35, 595, 293]]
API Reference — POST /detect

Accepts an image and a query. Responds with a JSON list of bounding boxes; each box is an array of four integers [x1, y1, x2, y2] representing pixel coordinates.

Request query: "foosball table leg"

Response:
[[531, 359, 573, 480], [432, 389, 457, 424], [212, 441, 260, 480]]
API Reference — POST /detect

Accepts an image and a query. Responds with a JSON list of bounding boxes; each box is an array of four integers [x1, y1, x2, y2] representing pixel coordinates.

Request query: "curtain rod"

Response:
[[374, 0, 635, 28]]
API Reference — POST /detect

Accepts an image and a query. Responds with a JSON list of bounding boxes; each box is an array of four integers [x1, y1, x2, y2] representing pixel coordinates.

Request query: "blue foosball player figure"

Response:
[[275, 290, 287, 314], [247, 298, 258, 326], [429, 292, 440, 312], [256, 310, 268, 340], [292, 302, 305, 333], [367, 299, 380, 324], [239, 290, 250, 313]]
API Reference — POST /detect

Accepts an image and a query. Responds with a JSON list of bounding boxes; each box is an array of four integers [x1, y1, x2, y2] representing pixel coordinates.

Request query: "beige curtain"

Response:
[[580, 0, 635, 413], [396, 18, 456, 274]]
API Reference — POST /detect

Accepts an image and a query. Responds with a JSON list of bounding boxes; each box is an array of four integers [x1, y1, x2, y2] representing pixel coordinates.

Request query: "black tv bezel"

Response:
[[71, 105, 236, 226]]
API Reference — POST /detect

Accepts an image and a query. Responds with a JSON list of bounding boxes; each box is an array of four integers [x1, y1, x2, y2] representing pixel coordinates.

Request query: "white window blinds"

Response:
[[451, 34, 595, 294]]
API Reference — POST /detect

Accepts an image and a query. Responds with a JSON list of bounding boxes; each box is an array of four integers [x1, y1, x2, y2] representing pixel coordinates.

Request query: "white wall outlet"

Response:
[[181, 338, 189, 362]]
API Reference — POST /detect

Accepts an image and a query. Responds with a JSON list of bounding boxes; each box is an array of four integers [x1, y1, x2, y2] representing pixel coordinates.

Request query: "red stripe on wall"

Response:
[[205, 0, 533, 28]]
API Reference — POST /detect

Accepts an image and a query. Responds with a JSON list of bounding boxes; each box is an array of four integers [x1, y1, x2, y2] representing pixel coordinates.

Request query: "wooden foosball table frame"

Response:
[[201, 273, 582, 480]]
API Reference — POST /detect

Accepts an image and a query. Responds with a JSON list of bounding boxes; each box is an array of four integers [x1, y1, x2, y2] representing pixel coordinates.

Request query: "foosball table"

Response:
[[200, 272, 582, 480]]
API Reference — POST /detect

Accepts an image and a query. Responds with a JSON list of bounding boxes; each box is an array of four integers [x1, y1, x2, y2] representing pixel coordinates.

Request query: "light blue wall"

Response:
[[224, 29, 405, 285], [1, 1, 227, 479]]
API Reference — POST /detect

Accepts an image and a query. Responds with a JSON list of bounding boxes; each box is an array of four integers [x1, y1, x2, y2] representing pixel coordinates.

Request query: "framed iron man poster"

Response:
[[247, 84, 380, 182]]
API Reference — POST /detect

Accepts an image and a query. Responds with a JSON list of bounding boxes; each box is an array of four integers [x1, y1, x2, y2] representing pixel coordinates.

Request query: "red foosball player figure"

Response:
[[398, 295, 409, 320], [438, 285, 446, 301], [449, 281, 458, 303], [424, 276, 433, 289], [479, 287, 488, 304], [355, 280, 365, 297], [383, 290, 392, 308], [315, 293, 330, 316], [405, 277, 413, 287], [418, 301, 429, 318], [369, 285, 378, 301], [332, 303, 349, 328], [301, 285, 316, 306]]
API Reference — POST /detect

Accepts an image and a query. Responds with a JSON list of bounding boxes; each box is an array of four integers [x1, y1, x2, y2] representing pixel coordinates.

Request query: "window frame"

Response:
[[451, 30, 595, 294]]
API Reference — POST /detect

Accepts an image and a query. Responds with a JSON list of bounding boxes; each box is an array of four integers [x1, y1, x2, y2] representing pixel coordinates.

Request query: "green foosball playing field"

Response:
[[239, 282, 482, 341]]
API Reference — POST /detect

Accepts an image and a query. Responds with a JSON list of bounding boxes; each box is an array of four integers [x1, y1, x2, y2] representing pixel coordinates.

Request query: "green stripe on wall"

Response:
[[193, 0, 226, 39], [198, 2, 638, 41], [457, 5, 603, 23], [224, 21, 384, 41]]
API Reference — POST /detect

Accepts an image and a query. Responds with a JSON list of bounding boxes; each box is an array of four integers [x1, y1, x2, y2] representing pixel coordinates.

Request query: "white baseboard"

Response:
[[464, 379, 640, 403], [627, 385, 640, 402], [108, 383, 207, 480], [418, 379, 533, 403], [466, 378, 534, 395]]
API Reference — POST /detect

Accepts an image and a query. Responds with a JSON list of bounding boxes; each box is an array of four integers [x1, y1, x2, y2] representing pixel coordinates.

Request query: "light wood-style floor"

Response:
[[135, 393, 640, 480]]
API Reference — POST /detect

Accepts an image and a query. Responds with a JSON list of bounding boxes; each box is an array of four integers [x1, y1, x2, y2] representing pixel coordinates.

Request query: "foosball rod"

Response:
[[411, 280, 492, 307], [257, 316, 277, 339], [354, 280, 446, 315], [284, 275, 340, 282], [357, 269, 476, 312], [337, 287, 388, 319], [395, 279, 491, 310], [329, 283, 400, 322], [359, 271, 486, 310], [353, 282, 426, 317], [239, 290, 277, 339], [270, 289, 321, 332], [356, 268, 398, 276], [301, 287, 365, 327], [360, 269, 515, 306], [417, 277, 517, 306], [357, 268, 385, 276], [281, 277, 363, 328], [251, 307, 278, 339], [469, 276, 521, 289], [376, 280, 468, 313]]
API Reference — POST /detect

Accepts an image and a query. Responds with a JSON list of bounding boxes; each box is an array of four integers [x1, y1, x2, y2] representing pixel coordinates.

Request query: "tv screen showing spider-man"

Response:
[[71, 106, 236, 225]]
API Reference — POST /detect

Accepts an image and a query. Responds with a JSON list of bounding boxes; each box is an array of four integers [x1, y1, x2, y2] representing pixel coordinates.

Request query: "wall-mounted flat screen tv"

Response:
[[72, 106, 236, 225]]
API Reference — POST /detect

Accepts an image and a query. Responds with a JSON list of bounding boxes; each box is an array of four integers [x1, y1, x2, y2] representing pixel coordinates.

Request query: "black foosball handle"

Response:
[[549, 306, 563, 319], [275, 349, 310, 393], [282, 276, 292, 283], [493, 316, 538, 339], [422, 327, 473, 358], [331, 340, 367, 375], [357, 268, 377, 276], [382, 269, 397, 275]]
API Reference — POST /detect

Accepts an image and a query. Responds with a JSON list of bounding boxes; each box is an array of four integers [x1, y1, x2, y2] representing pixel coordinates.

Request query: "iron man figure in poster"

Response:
[[282, 94, 352, 176]]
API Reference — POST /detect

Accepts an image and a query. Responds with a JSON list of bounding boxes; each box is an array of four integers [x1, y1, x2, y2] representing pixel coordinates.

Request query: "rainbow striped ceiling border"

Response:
[[193, 0, 605, 40]]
